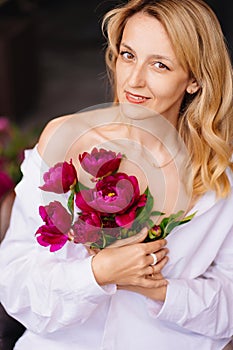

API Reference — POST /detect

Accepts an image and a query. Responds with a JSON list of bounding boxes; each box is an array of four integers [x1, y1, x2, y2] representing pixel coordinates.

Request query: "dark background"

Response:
[[0, 0, 232, 131]]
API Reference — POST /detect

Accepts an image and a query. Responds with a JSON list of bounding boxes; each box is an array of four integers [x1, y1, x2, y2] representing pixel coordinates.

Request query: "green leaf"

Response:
[[163, 220, 182, 236], [90, 241, 103, 249], [161, 210, 197, 238], [159, 217, 170, 231], [144, 187, 154, 213], [147, 219, 155, 229], [67, 190, 75, 217], [75, 181, 90, 193], [166, 210, 184, 221], [133, 187, 154, 226], [179, 211, 197, 224], [151, 210, 165, 216], [104, 234, 119, 246]]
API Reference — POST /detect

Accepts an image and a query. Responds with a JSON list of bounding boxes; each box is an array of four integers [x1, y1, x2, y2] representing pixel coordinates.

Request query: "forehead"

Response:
[[122, 12, 176, 59], [123, 12, 166, 38]]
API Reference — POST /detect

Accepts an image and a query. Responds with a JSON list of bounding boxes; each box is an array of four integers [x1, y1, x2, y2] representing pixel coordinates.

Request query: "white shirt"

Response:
[[0, 145, 233, 350]]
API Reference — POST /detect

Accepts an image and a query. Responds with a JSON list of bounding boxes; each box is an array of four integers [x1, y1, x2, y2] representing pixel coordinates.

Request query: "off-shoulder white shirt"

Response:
[[0, 146, 233, 350]]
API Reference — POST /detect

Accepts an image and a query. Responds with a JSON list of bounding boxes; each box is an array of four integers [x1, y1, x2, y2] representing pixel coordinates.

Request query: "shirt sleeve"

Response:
[[146, 225, 233, 339], [0, 146, 116, 334]]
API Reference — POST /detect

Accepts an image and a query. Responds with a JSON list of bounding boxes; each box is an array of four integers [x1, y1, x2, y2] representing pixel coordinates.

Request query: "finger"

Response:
[[147, 248, 169, 266], [146, 272, 164, 280], [118, 277, 168, 290], [151, 256, 169, 274], [144, 239, 167, 254], [139, 277, 168, 289], [144, 265, 154, 276], [145, 256, 168, 278]]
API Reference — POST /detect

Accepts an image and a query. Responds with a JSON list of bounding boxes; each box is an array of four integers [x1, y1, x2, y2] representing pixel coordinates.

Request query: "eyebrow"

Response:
[[120, 42, 175, 65]]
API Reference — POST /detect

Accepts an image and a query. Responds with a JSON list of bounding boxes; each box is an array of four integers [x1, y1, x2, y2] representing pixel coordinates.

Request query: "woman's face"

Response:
[[115, 12, 196, 126]]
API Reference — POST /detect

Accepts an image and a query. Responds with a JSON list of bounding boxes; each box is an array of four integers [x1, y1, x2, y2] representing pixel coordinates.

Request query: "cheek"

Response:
[[116, 60, 129, 84], [149, 76, 188, 99], [116, 66, 126, 95], [115, 59, 121, 77]]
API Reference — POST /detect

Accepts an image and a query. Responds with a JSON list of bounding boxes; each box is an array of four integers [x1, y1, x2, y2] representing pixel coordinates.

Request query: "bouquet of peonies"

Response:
[[35, 148, 195, 251]]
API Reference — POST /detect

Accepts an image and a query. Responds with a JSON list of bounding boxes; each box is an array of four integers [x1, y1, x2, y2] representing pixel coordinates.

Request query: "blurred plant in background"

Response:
[[0, 116, 39, 201]]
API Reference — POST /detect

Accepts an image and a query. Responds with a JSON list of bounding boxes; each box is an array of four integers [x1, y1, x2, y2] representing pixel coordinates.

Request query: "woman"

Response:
[[0, 0, 233, 349]]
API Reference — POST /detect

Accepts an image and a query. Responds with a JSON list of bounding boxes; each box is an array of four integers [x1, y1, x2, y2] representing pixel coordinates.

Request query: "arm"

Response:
[[0, 135, 168, 335], [0, 143, 115, 334], [146, 226, 233, 339], [115, 187, 233, 339]]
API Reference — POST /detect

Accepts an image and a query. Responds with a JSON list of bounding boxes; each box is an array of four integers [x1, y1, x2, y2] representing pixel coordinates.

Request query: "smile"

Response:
[[125, 91, 149, 104]]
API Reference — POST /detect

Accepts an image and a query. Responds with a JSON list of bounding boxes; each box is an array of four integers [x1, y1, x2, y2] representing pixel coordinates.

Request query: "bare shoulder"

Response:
[[38, 115, 73, 156], [37, 105, 118, 165]]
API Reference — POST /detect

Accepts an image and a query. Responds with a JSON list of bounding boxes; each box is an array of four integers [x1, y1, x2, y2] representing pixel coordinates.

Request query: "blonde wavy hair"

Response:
[[102, 0, 233, 198]]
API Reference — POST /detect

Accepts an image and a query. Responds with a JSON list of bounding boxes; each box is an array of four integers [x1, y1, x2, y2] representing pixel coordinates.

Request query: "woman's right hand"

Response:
[[91, 228, 169, 288]]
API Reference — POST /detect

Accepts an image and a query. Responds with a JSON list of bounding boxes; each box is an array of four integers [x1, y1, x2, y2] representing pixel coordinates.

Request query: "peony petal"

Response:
[[40, 160, 77, 194], [115, 210, 137, 229], [38, 201, 72, 233], [79, 148, 123, 177], [35, 225, 68, 252]]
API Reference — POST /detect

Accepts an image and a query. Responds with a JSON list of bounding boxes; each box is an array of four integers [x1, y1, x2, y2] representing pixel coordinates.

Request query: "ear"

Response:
[[186, 79, 200, 95]]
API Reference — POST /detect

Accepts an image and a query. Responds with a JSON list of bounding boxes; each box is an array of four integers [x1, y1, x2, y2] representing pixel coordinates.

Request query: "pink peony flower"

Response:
[[40, 160, 77, 193], [75, 173, 147, 228], [72, 212, 102, 244], [35, 225, 69, 252], [35, 147, 196, 251], [35, 201, 72, 252], [0, 171, 14, 201], [38, 201, 72, 233], [76, 173, 142, 213], [79, 147, 123, 178], [115, 193, 147, 228]]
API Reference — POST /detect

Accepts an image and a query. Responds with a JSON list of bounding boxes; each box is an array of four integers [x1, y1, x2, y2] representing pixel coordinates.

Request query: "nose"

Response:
[[128, 63, 146, 88]]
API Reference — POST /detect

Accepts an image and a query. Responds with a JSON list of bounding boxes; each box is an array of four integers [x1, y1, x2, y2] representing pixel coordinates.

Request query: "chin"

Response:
[[119, 102, 158, 120]]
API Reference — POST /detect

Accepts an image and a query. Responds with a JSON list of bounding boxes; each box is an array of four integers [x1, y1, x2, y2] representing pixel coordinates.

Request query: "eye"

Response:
[[153, 61, 169, 71], [119, 50, 134, 61]]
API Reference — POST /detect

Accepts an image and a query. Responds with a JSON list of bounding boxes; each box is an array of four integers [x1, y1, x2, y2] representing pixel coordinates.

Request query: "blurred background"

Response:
[[0, 0, 115, 130], [0, 0, 233, 198], [0, 0, 232, 128]]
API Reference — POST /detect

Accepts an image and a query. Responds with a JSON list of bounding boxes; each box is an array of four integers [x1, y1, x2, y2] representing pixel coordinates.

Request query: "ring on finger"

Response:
[[150, 252, 157, 265]]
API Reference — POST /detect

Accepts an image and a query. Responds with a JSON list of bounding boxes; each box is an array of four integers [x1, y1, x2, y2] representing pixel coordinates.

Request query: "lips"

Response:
[[125, 91, 150, 104]]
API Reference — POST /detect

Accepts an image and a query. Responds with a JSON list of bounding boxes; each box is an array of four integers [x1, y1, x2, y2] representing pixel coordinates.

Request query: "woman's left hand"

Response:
[[117, 260, 168, 301], [117, 284, 167, 301]]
